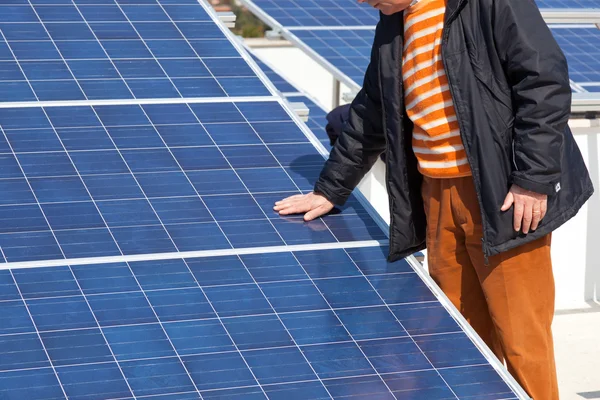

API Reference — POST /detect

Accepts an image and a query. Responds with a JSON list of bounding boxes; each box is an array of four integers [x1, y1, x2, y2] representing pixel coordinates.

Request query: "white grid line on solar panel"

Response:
[[550, 25, 600, 86], [0, 0, 274, 102], [0, 101, 388, 265], [240, 0, 380, 28], [0, 96, 280, 109], [0, 241, 388, 272], [0, 249, 518, 399]]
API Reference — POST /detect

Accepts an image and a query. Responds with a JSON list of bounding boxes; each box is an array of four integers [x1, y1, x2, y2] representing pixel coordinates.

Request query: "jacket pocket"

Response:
[[473, 71, 513, 130]]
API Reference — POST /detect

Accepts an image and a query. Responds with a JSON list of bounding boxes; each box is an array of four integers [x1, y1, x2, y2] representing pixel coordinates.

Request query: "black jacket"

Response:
[[325, 104, 351, 147], [314, 0, 594, 262]]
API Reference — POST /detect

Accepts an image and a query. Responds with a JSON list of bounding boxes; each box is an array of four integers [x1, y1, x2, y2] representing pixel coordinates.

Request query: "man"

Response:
[[274, 0, 594, 398]]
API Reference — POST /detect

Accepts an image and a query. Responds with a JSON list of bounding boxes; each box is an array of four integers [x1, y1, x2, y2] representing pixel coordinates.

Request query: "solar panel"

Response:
[[244, 0, 379, 27], [551, 26, 600, 90], [536, 0, 600, 8], [0, 1, 270, 102], [0, 101, 383, 263], [1, 246, 520, 399], [291, 29, 374, 90]]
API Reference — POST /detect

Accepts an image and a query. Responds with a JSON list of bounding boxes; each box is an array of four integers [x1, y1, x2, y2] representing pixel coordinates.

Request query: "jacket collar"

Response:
[[445, 0, 467, 23]]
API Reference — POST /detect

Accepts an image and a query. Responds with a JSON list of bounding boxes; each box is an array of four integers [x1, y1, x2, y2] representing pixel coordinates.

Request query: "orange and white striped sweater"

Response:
[[403, 0, 471, 178]]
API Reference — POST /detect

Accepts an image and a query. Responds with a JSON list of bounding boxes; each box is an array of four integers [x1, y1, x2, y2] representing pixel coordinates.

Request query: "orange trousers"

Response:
[[422, 176, 558, 400]]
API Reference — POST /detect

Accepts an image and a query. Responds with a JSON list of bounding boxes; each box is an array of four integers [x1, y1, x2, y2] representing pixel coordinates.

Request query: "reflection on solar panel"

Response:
[[536, 0, 600, 8], [0, 1, 270, 101], [247, 0, 379, 27], [292, 29, 374, 89], [0, 247, 520, 399], [551, 26, 600, 92]]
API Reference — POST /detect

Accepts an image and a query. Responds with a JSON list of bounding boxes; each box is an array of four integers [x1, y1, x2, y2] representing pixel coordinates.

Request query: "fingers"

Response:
[[275, 200, 312, 216], [274, 194, 304, 208], [504, 185, 549, 234], [530, 202, 542, 232], [521, 201, 533, 234], [513, 200, 524, 232], [304, 204, 331, 221], [540, 199, 548, 221], [501, 192, 514, 212], [513, 198, 546, 234], [274, 192, 334, 220]]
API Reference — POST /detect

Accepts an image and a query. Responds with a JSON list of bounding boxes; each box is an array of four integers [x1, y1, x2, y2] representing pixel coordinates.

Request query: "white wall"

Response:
[[251, 43, 600, 311]]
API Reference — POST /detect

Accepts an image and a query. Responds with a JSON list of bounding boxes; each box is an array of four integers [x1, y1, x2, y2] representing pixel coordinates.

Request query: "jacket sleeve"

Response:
[[492, 0, 571, 196], [314, 20, 386, 205]]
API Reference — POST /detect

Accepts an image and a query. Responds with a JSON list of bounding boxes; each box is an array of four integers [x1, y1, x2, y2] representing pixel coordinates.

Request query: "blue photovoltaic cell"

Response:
[[0, 101, 384, 263], [293, 29, 374, 88], [536, 0, 600, 7], [0, 1, 271, 102], [551, 27, 600, 87], [0, 247, 519, 399], [248, 0, 379, 27]]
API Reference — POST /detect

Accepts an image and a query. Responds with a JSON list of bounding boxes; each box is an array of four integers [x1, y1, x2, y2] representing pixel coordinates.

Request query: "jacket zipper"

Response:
[[440, 11, 491, 265], [378, 47, 395, 254]]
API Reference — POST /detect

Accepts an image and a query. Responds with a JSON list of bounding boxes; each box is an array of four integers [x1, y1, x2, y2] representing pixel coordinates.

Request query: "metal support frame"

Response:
[[288, 101, 310, 122], [216, 11, 236, 28], [342, 90, 359, 104], [540, 9, 600, 24], [332, 78, 341, 109], [571, 92, 600, 119], [265, 29, 284, 40]]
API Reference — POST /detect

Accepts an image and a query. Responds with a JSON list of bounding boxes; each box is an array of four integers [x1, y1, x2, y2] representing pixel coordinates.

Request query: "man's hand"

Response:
[[357, 0, 414, 15], [501, 185, 548, 234], [274, 192, 334, 222]]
